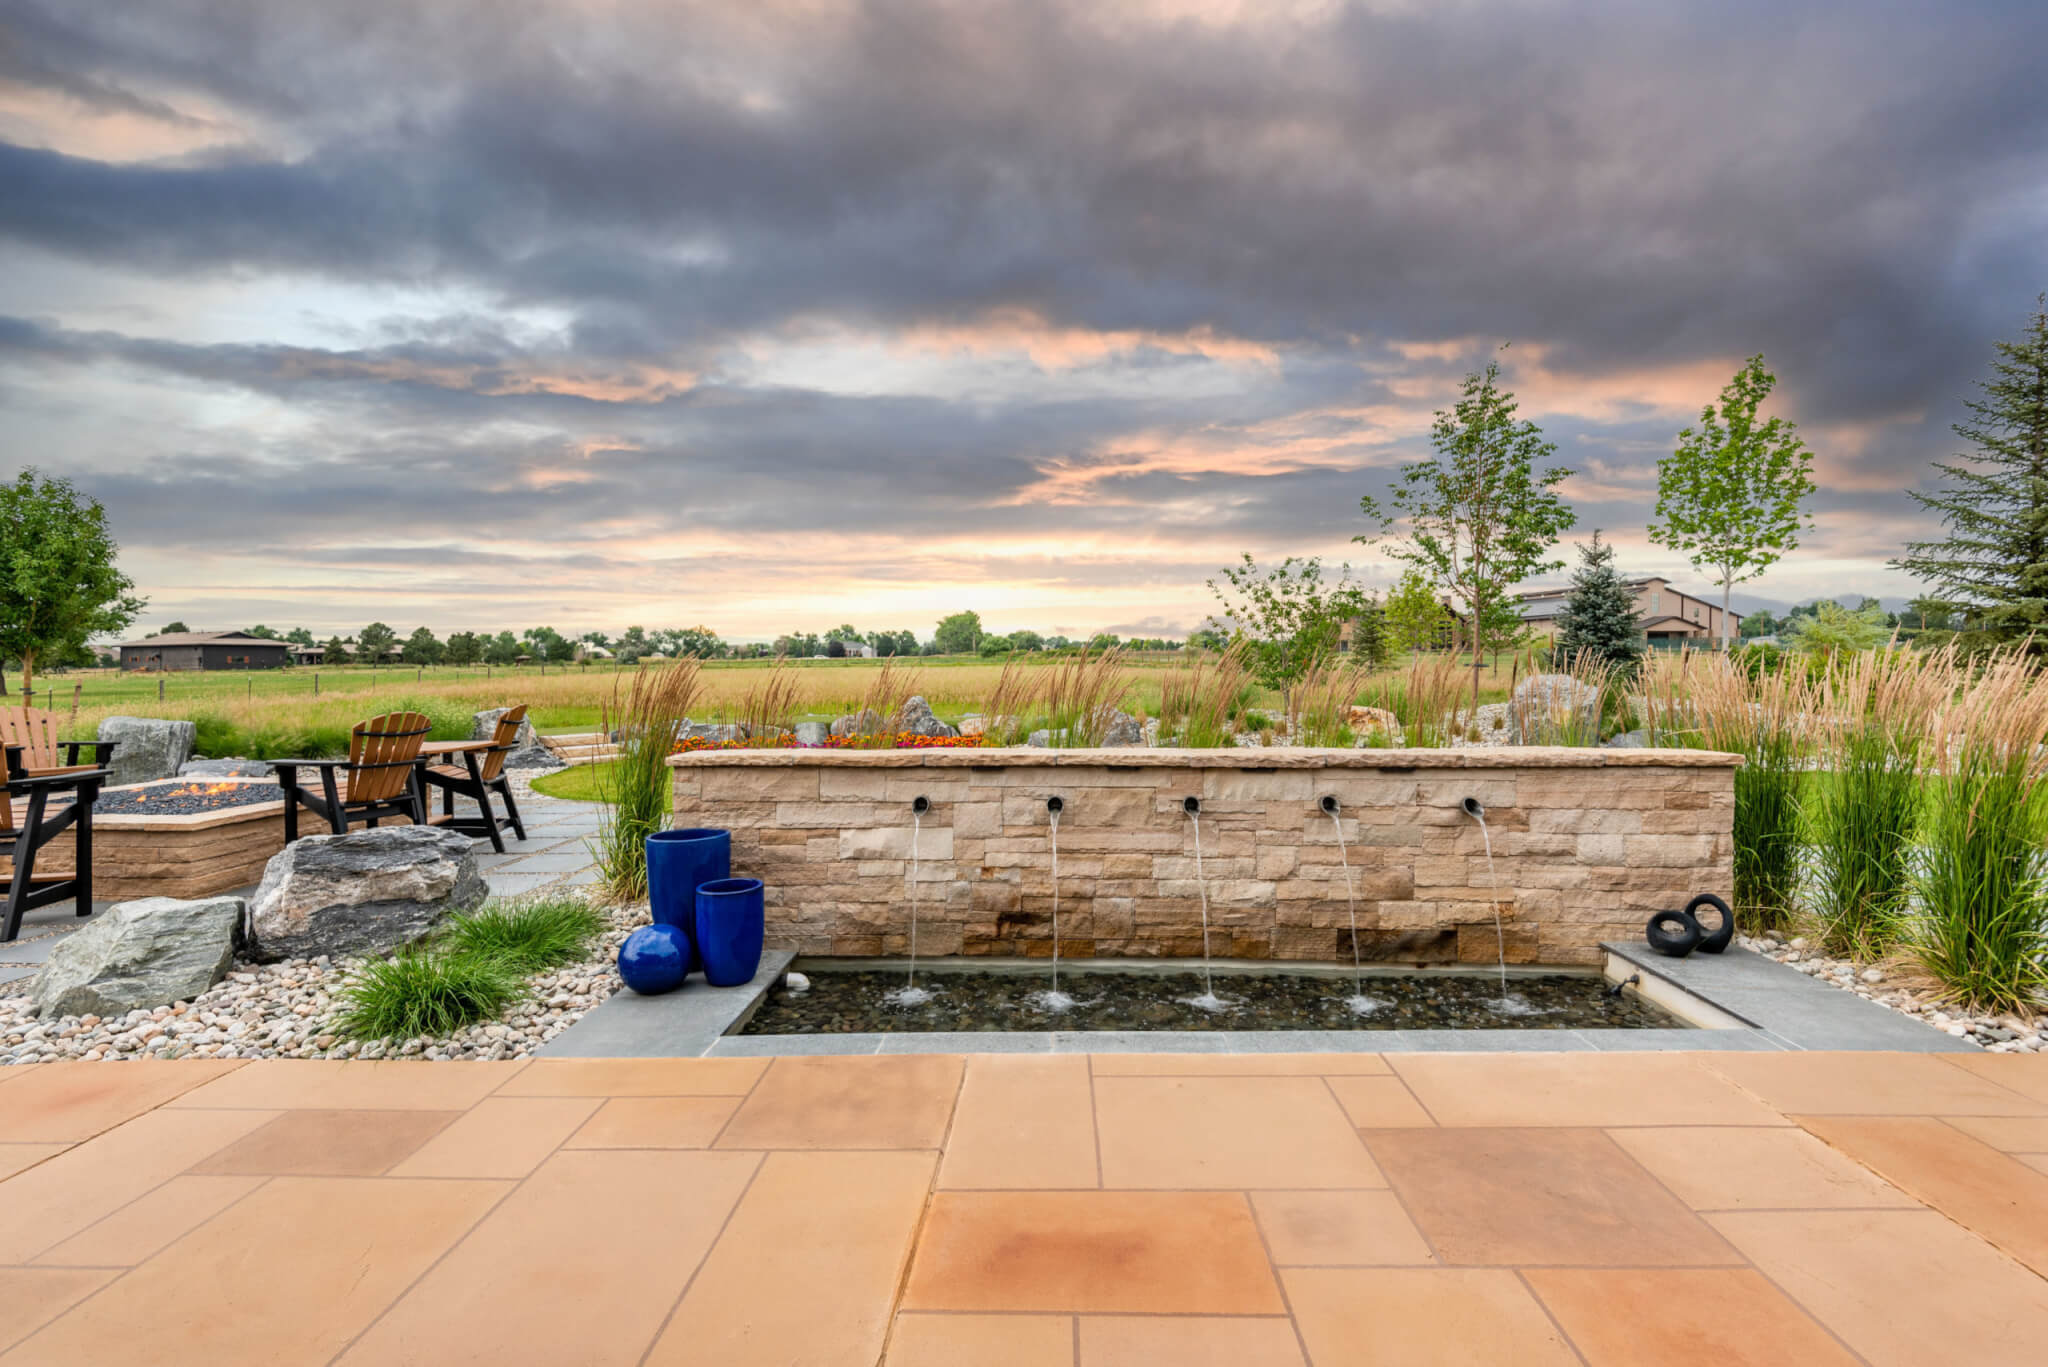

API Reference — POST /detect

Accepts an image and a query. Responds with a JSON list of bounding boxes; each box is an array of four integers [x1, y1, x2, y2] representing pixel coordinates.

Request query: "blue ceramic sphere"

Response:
[[617, 923, 691, 995]]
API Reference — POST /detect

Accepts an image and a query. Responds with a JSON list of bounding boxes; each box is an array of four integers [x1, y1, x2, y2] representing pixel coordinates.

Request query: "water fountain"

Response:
[[1320, 795, 1380, 1015], [1182, 795, 1225, 1011], [884, 795, 934, 1008], [1460, 796, 1521, 1011], [1030, 796, 1076, 1013]]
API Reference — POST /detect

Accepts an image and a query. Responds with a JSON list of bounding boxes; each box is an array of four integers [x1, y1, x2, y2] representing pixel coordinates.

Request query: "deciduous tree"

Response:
[[0, 469, 144, 701]]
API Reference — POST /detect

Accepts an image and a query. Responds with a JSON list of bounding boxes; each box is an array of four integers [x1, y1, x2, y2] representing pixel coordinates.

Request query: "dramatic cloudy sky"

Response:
[[3, 0, 2044, 642]]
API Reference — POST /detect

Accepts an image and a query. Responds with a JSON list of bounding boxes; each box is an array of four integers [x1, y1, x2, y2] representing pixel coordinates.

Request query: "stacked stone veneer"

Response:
[[667, 747, 1738, 967]]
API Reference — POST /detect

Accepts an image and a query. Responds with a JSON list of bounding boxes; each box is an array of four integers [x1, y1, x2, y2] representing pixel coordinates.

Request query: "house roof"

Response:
[[120, 631, 290, 649]]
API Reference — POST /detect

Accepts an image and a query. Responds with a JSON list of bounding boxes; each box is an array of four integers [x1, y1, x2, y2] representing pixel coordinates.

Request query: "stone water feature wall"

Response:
[[666, 747, 1739, 967]]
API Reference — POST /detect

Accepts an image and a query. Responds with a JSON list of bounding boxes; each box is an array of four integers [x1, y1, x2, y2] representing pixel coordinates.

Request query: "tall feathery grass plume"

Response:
[[1911, 649, 2048, 1013], [592, 660, 702, 901]]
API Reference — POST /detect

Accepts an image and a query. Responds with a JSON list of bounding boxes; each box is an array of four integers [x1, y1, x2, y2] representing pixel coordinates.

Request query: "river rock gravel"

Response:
[[1738, 931, 2045, 1052]]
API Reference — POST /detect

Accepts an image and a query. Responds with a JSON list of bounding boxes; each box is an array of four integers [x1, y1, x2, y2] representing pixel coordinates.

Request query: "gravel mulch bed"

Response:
[[0, 892, 644, 1066], [1739, 930, 2046, 1053]]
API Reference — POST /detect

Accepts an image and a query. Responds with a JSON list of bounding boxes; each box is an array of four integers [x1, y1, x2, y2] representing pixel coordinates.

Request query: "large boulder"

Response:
[[1345, 705, 1406, 747], [1094, 707, 1142, 747], [96, 716, 197, 786], [829, 708, 882, 738], [470, 708, 555, 768], [895, 696, 958, 738], [1511, 673, 1602, 743], [179, 758, 273, 778], [247, 827, 484, 962], [30, 896, 242, 1019], [793, 720, 832, 746]]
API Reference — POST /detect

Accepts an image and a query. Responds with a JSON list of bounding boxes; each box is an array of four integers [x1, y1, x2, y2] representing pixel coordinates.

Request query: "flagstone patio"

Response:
[[1, 1049, 2045, 1364]]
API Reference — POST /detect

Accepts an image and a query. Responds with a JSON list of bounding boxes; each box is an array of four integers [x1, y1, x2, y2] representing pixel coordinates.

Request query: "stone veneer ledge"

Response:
[[668, 746, 1741, 967]]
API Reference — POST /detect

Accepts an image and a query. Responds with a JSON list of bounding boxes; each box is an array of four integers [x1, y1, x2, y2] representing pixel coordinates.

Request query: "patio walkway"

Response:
[[2, 1050, 2046, 1364]]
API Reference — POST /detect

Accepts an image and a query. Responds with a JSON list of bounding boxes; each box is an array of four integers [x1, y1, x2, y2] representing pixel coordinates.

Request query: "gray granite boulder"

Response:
[[470, 708, 555, 768], [1603, 729, 1651, 748], [681, 722, 748, 743], [30, 896, 242, 1019], [96, 716, 197, 786], [247, 826, 484, 962], [179, 757, 273, 778], [829, 708, 882, 738], [793, 721, 832, 746], [1094, 707, 1142, 747], [895, 696, 958, 738], [1511, 673, 1603, 743]]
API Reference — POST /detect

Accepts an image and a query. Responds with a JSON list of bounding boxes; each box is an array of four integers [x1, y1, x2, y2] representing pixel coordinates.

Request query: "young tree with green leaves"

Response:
[[1382, 569, 1447, 656], [445, 630, 483, 666], [1552, 531, 1646, 680], [1649, 355, 1814, 648], [321, 635, 351, 665], [933, 611, 983, 655], [401, 626, 444, 665], [1358, 355, 1575, 700], [0, 469, 145, 701], [1893, 298, 2048, 645], [358, 621, 398, 661], [484, 631, 520, 666], [1786, 600, 1889, 657], [1205, 554, 1378, 687]]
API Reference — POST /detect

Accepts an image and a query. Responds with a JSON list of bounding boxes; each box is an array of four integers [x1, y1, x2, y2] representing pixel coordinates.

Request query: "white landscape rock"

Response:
[[247, 826, 485, 962], [30, 896, 243, 1019], [96, 716, 198, 786]]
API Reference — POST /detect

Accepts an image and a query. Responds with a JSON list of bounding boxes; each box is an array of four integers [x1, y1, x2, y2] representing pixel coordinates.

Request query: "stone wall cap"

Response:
[[668, 745, 1742, 770]]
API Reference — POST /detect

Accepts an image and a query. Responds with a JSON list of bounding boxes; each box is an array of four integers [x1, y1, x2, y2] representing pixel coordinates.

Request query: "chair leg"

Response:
[[472, 783, 506, 853], [495, 778, 527, 842], [319, 770, 348, 836], [73, 796, 93, 917], [3, 790, 49, 943], [282, 778, 300, 843]]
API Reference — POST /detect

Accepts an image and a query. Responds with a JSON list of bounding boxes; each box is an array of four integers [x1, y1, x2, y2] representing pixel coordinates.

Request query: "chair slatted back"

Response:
[[347, 711, 431, 804], [0, 709, 63, 773], [478, 704, 528, 783]]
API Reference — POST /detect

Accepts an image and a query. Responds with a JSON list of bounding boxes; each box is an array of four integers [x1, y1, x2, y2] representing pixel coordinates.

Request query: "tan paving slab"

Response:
[[1940, 1113, 2048, 1152], [1703, 1050, 2048, 1116], [1607, 1125, 1918, 1210], [1095, 1076, 1382, 1188], [716, 1054, 962, 1150], [1249, 1190, 1435, 1265], [2, 1176, 508, 1367], [1283, 1268, 1577, 1366], [0, 1145, 67, 1183], [1324, 1074, 1436, 1128], [648, 1150, 938, 1367], [0, 1107, 276, 1264], [939, 1055, 1098, 1189], [1089, 1053, 1388, 1075], [1709, 1208, 2048, 1367], [2022, 1153, 2048, 1176], [494, 1056, 767, 1096], [0, 1060, 243, 1142], [1390, 1052, 1786, 1127], [1525, 1267, 1860, 1366], [1796, 1113, 2048, 1276], [389, 1096, 601, 1177], [33, 1175, 263, 1267], [563, 1095, 740, 1148], [1080, 1315, 1303, 1365], [340, 1148, 758, 1367], [884, 1313, 1073, 1367], [1365, 1127, 1742, 1266], [1939, 1050, 2048, 1104], [189, 1108, 462, 1177], [165, 1059, 523, 1111], [0, 1269, 117, 1355], [902, 1191, 1284, 1315]]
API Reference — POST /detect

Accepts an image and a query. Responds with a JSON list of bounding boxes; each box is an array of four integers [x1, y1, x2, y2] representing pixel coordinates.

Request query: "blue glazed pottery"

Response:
[[617, 923, 691, 995], [694, 877, 766, 988], [647, 828, 730, 929]]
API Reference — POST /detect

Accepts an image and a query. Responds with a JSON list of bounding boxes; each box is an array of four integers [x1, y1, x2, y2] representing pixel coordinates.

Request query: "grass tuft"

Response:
[[593, 661, 703, 902], [445, 896, 605, 974], [334, 947, 525, 1041]]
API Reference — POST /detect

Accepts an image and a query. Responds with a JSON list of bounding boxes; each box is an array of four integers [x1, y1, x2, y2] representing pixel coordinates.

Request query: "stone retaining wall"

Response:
[[668, 747, 1739, 967]]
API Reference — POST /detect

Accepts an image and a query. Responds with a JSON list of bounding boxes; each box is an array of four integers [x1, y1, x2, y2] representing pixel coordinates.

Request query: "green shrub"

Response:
[[334, 947, 524, 1041], [446, 897, 604, 973]]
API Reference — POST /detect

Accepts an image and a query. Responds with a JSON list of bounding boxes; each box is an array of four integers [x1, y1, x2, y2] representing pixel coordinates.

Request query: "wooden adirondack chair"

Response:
[[2, 743, 107, 942], [273, 712, 432, 841], [420, 703, 530, 853], [0, 707, 116, 779]]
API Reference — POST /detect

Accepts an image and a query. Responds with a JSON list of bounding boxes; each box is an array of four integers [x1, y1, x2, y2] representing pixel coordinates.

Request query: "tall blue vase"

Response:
[[695, 877, 766, 988], [648, 828, 728, 975]]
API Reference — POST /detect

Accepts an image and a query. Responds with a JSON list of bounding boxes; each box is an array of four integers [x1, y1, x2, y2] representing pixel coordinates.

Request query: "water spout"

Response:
[[1322, 796, 1380, 1016], [1460, 796, 1512, 1006], [886, 797, 933, 1007], [1035, 796, 1074, 1012], [1182, 798, 1223, 1010]]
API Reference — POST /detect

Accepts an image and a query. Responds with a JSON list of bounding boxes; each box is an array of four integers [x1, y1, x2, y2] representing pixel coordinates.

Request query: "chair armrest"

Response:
[[3, 744, 19, 781], [5, 767, 110, 794], [270, 759, 351, 771], [59, 740, 118, 766]]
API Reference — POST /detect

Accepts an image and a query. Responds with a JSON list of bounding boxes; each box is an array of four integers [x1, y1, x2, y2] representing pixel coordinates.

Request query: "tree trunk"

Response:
[[20, 648, 33, 705], [1721, 574, 1734, 650]]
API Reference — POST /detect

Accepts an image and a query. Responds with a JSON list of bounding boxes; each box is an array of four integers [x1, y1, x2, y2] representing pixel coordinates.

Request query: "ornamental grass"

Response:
[[593, 661, 702, 902], [1285, 656, 1368, 748], [1362, 650, 1471, 748], [1158, 641, 1255, 748]]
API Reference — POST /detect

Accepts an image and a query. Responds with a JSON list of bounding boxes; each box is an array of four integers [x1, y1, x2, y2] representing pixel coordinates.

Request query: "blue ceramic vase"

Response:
[[647, 828, 730, 928], [694, 877, 766, 987], [617, 923, 691, 995]]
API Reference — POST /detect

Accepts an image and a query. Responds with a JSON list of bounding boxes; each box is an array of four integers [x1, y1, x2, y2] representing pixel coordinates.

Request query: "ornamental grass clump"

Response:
[[1507, 650, 1614, 747], [1364, 650, 1469, 748], [1286, 657, 1367, 747], [1911, 653, 2048, 1013], [444, 895, 605, 974], [1157, 641, 1255, 747], [981, 646, 1135, 746], [334, 946, 524, 1042], [593, 661, 702, 901], [1676, 650, 1812, 933], [1807, 645, 1949, 959], [725, 658, 804, 742]]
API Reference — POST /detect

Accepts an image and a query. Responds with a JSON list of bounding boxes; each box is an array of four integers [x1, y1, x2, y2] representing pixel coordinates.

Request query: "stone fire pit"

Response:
[[44, 778, 292, 901]]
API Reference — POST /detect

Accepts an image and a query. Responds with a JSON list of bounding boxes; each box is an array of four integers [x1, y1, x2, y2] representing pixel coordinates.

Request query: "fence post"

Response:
[[314, 672, 320, 696], [71, 683, 82, 719], [158, 676, 165, 702]]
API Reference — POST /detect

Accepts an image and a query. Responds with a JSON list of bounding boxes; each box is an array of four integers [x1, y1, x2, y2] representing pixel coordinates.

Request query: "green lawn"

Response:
[[530, 761, 663, 808]]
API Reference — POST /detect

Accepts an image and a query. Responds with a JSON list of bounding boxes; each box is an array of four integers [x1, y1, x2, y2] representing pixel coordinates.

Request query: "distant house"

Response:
[[291, 645, 326, 665], [574, 644, 613, 661], [1518, 577, 1741, 648], [120, 631, 293, 672]]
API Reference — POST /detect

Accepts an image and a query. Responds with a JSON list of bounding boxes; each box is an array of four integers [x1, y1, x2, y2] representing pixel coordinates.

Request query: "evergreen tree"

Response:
[[1552, 531, 1645, 680], [1894, 298, 2048, 643]]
